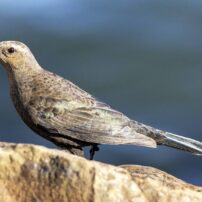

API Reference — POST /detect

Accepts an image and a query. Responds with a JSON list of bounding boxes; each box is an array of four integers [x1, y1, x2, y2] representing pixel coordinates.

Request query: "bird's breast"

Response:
[[9, 77, 33, 124]]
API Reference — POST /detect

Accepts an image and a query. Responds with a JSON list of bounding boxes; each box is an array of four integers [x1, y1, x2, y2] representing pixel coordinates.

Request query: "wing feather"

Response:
[[27, 96, 156, 147]]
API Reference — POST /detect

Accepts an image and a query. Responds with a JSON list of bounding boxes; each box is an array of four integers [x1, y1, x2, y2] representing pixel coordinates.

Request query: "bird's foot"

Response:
[[89, 144, 99, 160]]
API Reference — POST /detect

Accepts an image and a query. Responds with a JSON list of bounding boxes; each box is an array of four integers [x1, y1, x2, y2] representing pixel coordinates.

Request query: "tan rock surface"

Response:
[[122, 165, 202, 202], [0, 142, 201, 202]]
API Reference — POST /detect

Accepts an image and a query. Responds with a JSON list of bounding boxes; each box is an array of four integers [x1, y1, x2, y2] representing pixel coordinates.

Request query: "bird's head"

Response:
[[0, 41, 41, 74]]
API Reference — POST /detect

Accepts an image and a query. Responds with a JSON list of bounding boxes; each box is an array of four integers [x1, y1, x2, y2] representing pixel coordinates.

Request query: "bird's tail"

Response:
[[153, 131, 202, 155], [131, 121, 202, 155]]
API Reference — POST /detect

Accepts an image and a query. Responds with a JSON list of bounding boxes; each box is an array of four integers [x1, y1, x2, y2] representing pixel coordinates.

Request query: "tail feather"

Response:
[[158, 132, 202, 155], [130, 120, 202, 155]]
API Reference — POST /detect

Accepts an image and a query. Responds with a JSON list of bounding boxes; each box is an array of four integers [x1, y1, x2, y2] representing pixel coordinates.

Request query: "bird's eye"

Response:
[[7, 47, 15, 54]]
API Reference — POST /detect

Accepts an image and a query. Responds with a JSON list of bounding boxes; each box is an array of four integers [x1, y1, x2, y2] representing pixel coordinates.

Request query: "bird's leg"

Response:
[[89, 144, 100, 160]]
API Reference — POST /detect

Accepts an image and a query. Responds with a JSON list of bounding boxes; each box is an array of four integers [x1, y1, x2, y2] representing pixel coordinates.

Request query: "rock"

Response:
[[0, 142, 201, 202], [121, 165, 202, 202]]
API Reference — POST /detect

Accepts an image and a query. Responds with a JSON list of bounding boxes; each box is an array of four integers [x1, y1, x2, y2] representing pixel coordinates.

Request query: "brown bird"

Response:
[[0, 41, 202, 159]]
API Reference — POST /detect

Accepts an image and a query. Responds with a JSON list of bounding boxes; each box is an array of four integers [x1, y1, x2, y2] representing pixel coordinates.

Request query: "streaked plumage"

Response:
[[0, 41, 202, 159]]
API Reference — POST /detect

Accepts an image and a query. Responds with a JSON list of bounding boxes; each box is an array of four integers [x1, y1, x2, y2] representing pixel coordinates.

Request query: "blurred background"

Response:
[[0, 0, 202, 185]]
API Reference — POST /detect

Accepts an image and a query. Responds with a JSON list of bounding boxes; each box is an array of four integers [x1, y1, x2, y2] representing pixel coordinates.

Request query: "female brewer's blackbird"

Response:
[[0, 41, 202, 159]]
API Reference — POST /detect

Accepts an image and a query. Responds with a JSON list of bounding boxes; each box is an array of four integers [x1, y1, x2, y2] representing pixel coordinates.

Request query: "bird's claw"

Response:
[[89, 144, 99, 160]]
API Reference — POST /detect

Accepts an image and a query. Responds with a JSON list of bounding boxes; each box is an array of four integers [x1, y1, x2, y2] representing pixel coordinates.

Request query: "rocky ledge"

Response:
[[0, 142, 201, 202]]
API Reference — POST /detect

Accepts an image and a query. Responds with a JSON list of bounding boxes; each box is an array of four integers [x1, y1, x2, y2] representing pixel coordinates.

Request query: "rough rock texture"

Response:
[[0, 142, 201, 202], [121, 165, 202, 202]]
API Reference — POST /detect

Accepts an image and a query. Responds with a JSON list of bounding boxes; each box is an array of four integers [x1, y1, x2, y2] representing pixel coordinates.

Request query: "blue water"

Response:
[[0, 0, 202, 186]]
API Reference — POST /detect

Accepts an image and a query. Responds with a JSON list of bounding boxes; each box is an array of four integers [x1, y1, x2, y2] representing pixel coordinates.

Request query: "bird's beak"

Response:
[[0, 42, 7, 65]]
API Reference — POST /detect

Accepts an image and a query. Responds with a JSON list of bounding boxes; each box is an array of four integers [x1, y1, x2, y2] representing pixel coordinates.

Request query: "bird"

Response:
[[0, 40, 202, 160]]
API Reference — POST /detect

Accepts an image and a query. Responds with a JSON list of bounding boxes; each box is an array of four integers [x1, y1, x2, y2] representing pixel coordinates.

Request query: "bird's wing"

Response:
[[27, 96, 156, 147]]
